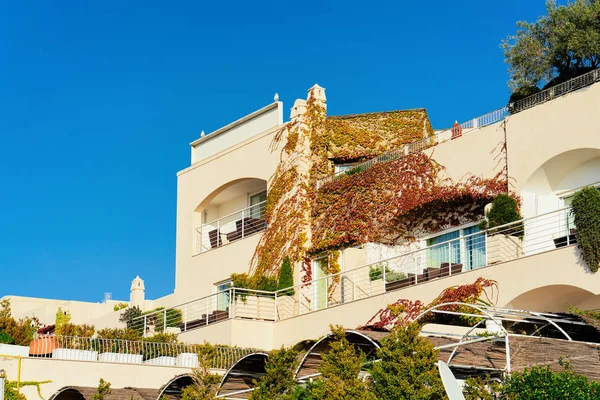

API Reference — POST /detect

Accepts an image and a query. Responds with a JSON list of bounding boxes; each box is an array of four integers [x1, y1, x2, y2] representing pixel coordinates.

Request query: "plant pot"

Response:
[[98, 352, 143, 364], [176, 353, 199, 367], [52, 348, 98, 361], [29, 336, 58, 356], [144, 356, 176, 366], [487, 234, 523, 264]]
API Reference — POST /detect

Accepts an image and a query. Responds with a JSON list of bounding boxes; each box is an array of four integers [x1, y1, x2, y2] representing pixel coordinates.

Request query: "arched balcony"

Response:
[[194, 178, 267, 254]]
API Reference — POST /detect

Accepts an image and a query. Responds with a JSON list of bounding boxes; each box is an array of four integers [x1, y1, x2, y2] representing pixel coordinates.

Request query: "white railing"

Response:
[[317, 67, 600, 189], [316, 106, 510, 188], [272, 207, 575, 320], [194, 201, 267, 254], [149, 207, 575, 330], [126, 288, 277, 336], [29, 334, 255, 369], [510, 68, 600, 113]]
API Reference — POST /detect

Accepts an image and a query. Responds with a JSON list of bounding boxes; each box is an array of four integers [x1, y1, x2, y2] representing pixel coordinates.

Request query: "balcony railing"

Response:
[[127, 287, 277, 336], [194, 201, 266, 254], [510, 68, 600, 114], [317, 67, 600, 189], [316, 106, 510, 188], [28, 334, 255, 369], [273, 207, 574, 319], [146, 207, 575, 332]]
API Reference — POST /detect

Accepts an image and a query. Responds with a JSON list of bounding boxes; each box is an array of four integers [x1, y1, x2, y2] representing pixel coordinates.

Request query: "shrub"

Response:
[[479, 194, 523, 237], [119, 306, 143, 333], [571, 186, 600, 272], [92, 379, 111, 400], [0, 330, 14, 344], [251, 347, 299, 399], [369, 323, 445, 400], [307, 325, 376, 400], [369, 264, 406, 282], [0, 300, 40, 346], [368, 264, 385, 281], [96, 327, 142, 341], [181, 350, 221, 400], [112, 302, 128, 311], [277, 257, 295, 296], [501, 364, 600, 399]]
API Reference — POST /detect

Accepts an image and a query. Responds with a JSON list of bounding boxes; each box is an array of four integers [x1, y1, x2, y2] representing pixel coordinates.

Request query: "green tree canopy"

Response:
[[502, 364, 600, 399], [307, 325, 376, 400], [251, 347, 299, 400], [501, 0, 600, 92], [369, 323, 446, 400]]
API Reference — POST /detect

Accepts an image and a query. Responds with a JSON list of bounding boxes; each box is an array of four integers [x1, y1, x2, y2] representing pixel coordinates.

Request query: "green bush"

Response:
[[479, 194, 523, 237], [369, 324, 445, 400], [571, 186, 600, 273], [369, 264, 385, 281], [251, 347, 299, 399], [278, 257, 295, 296], [0, 330, 14, 344], [119, 306, 143, 334], [369, 264, 406, 282], [502, 364, 600, 399]]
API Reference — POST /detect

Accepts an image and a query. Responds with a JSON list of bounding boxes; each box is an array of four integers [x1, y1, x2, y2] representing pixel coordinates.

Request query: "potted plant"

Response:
[[479, 194, 524, 264]]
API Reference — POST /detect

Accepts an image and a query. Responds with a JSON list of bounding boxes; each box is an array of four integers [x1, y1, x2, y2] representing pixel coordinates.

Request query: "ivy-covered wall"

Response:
[[246, 85, 508, 284]]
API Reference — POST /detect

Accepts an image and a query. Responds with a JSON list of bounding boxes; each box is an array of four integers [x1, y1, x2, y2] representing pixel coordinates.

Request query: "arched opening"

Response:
[[217, 352, 269, 399], [506, 284, 600, 312], [521, 148, 600, 218], [194, 178, 267, 253], [294, 330, 380, 382], [49, 388, 85, 400], [49, 386, 164, 400], [519, 148, 600, 255], [157, 374, 194, 399]]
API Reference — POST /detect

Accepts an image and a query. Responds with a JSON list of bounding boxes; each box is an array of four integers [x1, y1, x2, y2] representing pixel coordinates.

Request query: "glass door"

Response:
[[216, 281, 231, 311]]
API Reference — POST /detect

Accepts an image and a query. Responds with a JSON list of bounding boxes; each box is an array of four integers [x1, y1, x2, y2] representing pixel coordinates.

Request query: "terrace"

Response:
[[317, 67, 600, 188], [132, 206, 580, 335]]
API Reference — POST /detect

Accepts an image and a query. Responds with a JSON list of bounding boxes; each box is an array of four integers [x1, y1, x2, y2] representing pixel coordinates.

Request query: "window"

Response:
[[249, 190, 267, 219], [312, 257, 329, 311], [215, 280, 232, 311], [334, 163, 357, 174], [425, 225, 486, 272]]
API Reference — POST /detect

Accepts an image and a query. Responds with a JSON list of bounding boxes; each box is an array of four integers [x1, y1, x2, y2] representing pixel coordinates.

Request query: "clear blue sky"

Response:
[[0, 1, 550, 303]]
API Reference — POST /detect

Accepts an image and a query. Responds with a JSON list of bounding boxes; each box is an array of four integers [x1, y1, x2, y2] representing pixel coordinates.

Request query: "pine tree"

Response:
[[251, 347, 299, 399], [277, 257, 295, 296], [369, 323, 446, 400], [308, 325, 376, 400]]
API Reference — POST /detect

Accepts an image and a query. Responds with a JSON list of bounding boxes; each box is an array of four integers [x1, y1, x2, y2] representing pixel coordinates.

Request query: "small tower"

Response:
[[130, 276, 145, 310]]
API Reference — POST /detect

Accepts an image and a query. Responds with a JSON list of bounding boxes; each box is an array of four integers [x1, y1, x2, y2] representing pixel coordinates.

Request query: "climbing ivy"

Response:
[[571, 186, 600, 273], [247, 87, 509, 297]]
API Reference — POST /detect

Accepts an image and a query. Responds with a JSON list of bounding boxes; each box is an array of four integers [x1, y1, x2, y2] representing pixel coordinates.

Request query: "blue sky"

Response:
[[0, 1, 550, 303]]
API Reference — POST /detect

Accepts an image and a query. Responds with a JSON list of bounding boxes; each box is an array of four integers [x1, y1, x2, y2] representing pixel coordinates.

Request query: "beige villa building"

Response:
[[2, 70, 600, 398]]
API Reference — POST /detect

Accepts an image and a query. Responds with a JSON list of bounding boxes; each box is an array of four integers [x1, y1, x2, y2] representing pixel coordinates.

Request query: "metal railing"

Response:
[[29, 334, 255, 369], [510, 68, 600, 114], [136, 208, 574, 330], [127, 288, 277, 336], [317, 67, 600, 188], [317, 106, 510, 188], [272, 207, 574, 320], [194, 201, 267, 254]]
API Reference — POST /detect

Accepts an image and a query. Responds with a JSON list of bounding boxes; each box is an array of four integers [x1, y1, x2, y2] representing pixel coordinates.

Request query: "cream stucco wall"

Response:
[[2, 296, 125, 328], [175, 119, 283, 302], [0, 356, 200, 400]]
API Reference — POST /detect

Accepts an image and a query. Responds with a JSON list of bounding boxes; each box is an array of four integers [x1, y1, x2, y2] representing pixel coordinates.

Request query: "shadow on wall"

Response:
[[505, 284, 600, 312]]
